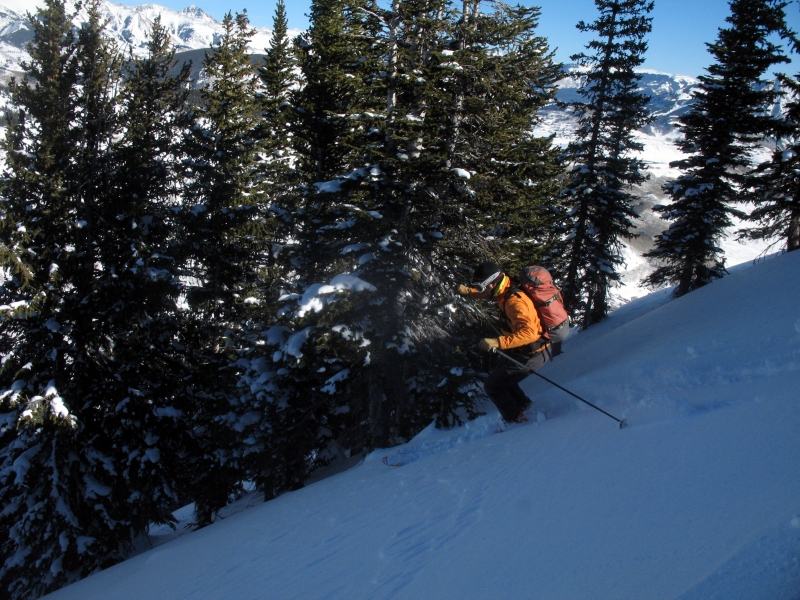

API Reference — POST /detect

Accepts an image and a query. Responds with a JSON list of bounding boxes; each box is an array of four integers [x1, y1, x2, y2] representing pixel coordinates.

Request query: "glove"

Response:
[[478, 338, 500, 353], [456, 284, 472, 296]]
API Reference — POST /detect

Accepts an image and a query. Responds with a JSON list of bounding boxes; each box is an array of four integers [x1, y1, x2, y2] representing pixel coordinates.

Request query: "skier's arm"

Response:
[[456, 284, 489, 299]]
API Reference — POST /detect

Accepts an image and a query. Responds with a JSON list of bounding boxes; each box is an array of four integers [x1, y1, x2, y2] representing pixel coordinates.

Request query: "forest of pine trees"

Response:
[[0, 0, 796, 597]]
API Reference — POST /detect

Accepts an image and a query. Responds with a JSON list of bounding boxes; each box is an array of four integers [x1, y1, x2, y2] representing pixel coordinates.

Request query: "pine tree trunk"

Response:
[[368, 350, 390, 448], [385, 1, 399, 154], [563, 206, 587, 313], [788, 207, 800, 252], [446, 0, 479, 160], [677, 263, 694, 298], [583, 283, 607, 328]]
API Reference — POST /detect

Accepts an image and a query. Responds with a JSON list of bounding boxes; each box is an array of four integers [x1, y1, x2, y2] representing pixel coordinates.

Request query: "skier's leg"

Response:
[[507, 351, 549, 412], [484, 359, 525, 422]]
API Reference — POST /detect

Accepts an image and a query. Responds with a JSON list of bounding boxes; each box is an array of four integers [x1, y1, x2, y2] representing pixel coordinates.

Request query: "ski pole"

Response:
[[493, 348, 627, 429]]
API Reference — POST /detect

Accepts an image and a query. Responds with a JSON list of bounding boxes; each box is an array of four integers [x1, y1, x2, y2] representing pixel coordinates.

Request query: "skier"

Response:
[[457, 261, 551, 423]]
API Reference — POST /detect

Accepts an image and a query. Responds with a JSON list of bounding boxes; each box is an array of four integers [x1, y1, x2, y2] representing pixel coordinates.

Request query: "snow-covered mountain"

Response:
[[543, 68, 700, 144], [43, 250, 800, 600], [0, 0, 293, 81]]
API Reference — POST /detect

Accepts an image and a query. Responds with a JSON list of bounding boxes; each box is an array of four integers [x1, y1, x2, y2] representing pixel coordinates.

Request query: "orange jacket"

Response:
[[468, 277, 548, 353]]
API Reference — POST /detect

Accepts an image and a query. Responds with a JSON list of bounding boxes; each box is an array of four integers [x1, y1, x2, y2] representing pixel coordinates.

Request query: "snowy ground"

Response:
[[44, 250, 800, 600]]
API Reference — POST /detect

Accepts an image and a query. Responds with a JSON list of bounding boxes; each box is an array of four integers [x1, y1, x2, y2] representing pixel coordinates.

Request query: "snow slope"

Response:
[[44, 251, 800, 600]]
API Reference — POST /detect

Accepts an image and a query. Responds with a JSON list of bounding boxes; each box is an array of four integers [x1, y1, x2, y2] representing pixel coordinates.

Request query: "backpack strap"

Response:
[[497, 286, 516, 333], [537, 293, 562, 307]]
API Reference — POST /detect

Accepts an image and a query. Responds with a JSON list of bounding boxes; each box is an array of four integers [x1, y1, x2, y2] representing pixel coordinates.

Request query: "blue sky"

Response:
[[142, 0, 800, 77]]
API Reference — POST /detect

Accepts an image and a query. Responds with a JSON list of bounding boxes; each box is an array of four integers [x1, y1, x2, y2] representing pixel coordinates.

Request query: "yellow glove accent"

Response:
[[478, 338, 500, 353], [456, 284, 472, 296]]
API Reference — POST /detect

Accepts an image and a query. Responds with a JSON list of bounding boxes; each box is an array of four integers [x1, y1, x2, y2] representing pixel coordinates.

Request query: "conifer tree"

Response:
[[235, 0, 373, 498], [559, 0, 654, 327], [290, 0, 369, 281], [375, 0, 563, 431], [740, 27, 800, 253], [438, 0, 564, 273], [182, 11, 268, 327], [644, 0, 789, 296], [250, 0, 564, 493], [259, 0, 297, 203], [96, 14, 202, 539], [256, 0, 299, 278], [179, 11, 270, 523], [1, 2, 121, 596], [0, 6, 209, 597]]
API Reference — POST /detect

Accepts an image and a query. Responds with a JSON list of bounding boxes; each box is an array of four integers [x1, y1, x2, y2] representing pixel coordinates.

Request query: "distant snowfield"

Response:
[[635, 128, 685, 179], [600, 128, 775, 304], [44, 251, 800, 600], [536, 70, 783, 305]]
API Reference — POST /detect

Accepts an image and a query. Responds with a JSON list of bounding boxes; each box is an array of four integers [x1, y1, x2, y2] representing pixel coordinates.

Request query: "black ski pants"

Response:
[[484, 348, 550, 422]]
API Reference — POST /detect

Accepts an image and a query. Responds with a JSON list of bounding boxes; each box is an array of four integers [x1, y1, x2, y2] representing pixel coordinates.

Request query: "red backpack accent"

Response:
[[518, 266, 569, 339]]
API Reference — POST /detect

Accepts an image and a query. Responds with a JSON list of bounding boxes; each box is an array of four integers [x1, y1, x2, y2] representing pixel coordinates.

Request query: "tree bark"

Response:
[[787, 207, 800, 252]]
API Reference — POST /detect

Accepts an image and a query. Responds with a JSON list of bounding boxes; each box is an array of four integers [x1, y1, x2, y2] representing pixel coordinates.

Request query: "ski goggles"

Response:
[[471, 271, 502, 293]]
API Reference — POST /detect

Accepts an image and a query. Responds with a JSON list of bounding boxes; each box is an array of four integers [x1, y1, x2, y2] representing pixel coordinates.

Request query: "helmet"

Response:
[[471, 261, 503, 293]]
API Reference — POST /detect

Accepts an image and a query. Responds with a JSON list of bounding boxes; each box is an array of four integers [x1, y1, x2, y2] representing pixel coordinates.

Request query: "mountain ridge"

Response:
[[0, 0, 301, 80]]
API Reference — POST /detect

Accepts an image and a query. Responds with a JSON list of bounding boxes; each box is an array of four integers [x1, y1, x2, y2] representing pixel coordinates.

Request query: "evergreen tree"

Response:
[[97, 14, 201, 539], [559, 0, 654, 327], [644, 0, 789, 296], [412, 0, 564, 270], [259, 0, 298, 204], [182, 11, 268, 328], [1, 2, 116, 596], [256, 0, 299, 279], [179, 11, 270, 523], [389, 0, 563, 428], [0, 9, 207, 597], [740, 31, 800, 253], [290, 0, 369, 281], [262, 0, 296, 92], [237, 0, 373, 498], [260, 0, 295, 103], [0, 0, 77, 292], [246, 0, 564, 499]]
